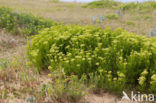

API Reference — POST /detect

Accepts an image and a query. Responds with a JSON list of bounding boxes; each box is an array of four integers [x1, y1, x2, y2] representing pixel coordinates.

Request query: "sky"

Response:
[[60, 0, 156, 3]]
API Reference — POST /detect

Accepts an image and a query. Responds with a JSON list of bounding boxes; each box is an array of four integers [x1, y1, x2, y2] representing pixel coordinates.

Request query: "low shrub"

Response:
[[120, 2, 138, 11], [83, 0, 121, 9], [105, 14, 119, 19], [120, 1, 156, 12], [143, 15, 152, 20], [0, 7, 57, 35], [126, 21, 135, 26], [84, 0, 156, 12], [27, 25, 156, 93]]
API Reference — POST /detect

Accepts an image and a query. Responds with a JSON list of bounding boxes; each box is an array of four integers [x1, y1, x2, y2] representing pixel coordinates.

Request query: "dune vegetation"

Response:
[[84, 0, 156, 11], [0, 0, 156, 103]]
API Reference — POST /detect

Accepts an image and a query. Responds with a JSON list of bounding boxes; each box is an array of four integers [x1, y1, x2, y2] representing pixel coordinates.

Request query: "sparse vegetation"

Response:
[[1, 0, 156, 35]]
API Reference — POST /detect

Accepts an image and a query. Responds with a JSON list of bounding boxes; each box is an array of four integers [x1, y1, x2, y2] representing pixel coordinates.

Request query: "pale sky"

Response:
[[60, 0, 156, 3]]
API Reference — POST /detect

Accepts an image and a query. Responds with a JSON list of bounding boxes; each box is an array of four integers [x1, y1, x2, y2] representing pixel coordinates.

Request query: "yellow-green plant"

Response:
[[27, 25, 156, 93], [150, 74, 156, 94], [138, 69, 148, 91]]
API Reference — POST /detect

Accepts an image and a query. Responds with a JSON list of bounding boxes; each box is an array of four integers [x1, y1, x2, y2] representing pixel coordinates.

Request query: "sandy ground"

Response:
[[84, 94, 134, 103], [3, 92, 136, 103]]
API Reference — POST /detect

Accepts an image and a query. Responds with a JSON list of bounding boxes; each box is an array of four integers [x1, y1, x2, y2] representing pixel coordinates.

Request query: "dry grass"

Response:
[[0, 0, 156, 35], [0, 46, 52, 103], [0, 29, 40, 102], [0, 30, 25, 59], [0, 0, 112, 24]]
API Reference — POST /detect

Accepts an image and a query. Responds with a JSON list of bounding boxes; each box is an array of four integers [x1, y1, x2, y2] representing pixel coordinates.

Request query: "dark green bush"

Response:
[[0, 7, 57, 35]]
